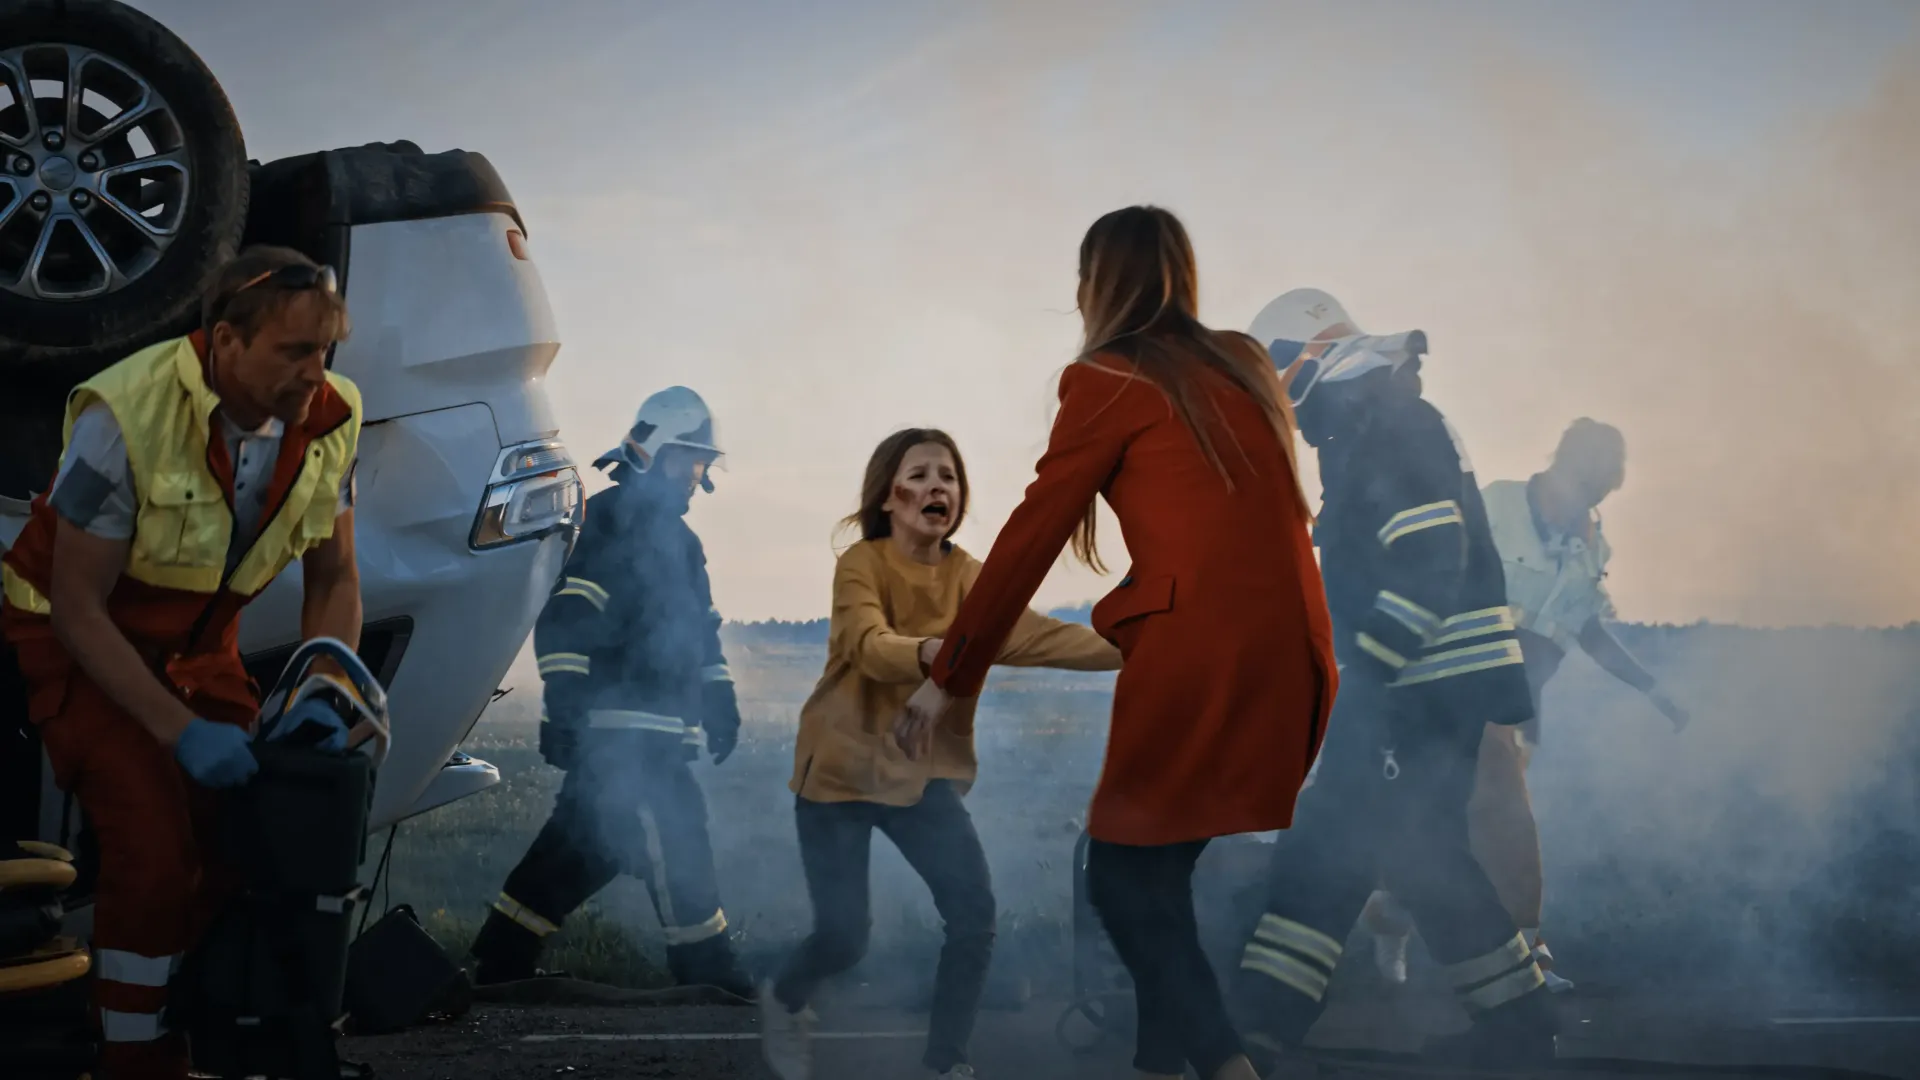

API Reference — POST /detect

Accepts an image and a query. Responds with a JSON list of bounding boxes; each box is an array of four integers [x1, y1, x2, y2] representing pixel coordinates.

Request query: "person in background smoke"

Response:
[[892, 206, 1335, 1080], [1234, 288, 1557, 1070], [1364, 417, 1691, 993], [759, 428, 1120, 1080], [468, 386, 753, 999]]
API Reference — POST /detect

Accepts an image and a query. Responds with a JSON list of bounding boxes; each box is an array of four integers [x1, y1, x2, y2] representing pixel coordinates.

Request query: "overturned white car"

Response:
[[0, 0, 578, 925]]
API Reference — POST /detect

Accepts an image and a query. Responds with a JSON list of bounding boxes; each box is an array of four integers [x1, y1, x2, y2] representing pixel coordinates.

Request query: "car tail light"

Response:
[[471, 439, 582, 552]]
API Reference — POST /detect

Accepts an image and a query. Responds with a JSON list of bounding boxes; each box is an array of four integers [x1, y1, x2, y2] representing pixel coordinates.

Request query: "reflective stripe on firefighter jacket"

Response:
[[1481, 479, 1615, 650], [1312, 394, 1534, 728], [533, 481, 731, 752], [2, 334, 360, 691]]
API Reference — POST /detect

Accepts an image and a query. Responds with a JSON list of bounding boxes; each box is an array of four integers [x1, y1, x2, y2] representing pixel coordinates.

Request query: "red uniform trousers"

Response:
[[14, 635, 253, 1080]]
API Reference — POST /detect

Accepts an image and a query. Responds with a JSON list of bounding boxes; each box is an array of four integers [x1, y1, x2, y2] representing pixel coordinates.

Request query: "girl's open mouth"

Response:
[[921, 500, 949, 522]]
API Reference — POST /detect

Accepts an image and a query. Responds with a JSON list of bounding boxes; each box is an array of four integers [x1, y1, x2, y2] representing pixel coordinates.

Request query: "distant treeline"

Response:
[[725, 604, 1095, 646], [723, 608, 1920, 647]]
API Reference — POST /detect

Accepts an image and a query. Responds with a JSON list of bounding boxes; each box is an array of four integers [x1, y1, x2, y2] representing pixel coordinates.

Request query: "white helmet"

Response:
[[1249, 288, 1426, 407], [594, 386, 725, 487]]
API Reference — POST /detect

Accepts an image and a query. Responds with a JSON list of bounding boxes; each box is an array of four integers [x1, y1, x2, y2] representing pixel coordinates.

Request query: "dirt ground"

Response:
[[340, 984, 1920, 1080]]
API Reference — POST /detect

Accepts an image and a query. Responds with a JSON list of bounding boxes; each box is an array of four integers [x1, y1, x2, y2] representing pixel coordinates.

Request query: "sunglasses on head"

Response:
[[211, 263, 339, 327]]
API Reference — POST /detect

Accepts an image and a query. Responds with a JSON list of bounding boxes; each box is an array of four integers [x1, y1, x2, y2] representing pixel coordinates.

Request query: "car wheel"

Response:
[[0, 0, 247, 384]]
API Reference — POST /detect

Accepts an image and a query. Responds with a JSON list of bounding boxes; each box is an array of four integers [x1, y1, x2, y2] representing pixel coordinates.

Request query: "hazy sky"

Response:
[[131, 0, 1920, 626]]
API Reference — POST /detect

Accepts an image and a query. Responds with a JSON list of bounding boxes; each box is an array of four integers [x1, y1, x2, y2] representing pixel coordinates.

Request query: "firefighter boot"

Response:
[[1233, 968, 1324, 1076], [667, 935, 754, 1000], [469, 908, 547, 987], [1421, 984, 1559, 1069]]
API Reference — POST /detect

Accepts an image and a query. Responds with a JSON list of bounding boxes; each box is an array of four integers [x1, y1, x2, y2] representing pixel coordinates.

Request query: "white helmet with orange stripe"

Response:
[[593, 386, 725, 492], [1249, 288, 1427, 408]]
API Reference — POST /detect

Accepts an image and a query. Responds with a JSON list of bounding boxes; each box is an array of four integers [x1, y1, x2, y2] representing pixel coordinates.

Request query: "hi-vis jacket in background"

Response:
[[1315, 394, 1534, 731], [1480, 478, 1614, 651], [1, 332, 360, 1077]]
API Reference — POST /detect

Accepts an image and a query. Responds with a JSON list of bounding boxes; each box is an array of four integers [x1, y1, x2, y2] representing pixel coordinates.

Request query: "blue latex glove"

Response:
[[174, 717, 259, 788]]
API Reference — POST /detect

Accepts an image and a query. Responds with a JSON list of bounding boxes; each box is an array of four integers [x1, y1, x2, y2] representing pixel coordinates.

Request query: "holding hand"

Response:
[[1649, 687, 1691, 732], [893, 678, 955, 760], [918, 637, 943, 673], [174, 717, 259, 788]]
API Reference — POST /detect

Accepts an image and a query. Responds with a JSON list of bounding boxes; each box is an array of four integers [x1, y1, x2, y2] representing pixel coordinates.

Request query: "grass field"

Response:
[[378, 622, 1920, 999]]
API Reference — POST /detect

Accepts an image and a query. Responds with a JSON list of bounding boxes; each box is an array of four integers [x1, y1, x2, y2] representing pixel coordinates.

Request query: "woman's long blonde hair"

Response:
[[1069, 205, 1309, 572]]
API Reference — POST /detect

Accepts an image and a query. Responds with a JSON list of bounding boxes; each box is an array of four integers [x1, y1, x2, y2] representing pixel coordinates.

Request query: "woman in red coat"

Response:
[[895, 205, 1337, 1080]]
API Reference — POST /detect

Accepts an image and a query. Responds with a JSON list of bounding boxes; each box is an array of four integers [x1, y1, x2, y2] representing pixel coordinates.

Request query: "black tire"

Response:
[[0, 0, 247, 386]]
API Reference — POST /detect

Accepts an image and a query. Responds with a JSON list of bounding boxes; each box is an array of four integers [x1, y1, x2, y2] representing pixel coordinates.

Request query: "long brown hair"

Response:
[[838, 428, 970, 543], [1068, 205, 1308, 572]]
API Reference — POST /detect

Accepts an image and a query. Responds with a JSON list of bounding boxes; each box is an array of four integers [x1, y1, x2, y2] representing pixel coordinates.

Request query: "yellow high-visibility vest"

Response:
[[3, 336, 361, 614]]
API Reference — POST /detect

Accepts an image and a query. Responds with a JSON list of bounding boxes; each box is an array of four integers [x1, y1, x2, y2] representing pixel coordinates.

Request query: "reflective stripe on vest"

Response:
[[62, 336, 361, 597], [1, 563, 49, 615]]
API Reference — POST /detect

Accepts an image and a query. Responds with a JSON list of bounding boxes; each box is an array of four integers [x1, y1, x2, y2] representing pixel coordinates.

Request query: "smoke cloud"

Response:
[[406, 0, 1920, 1033]]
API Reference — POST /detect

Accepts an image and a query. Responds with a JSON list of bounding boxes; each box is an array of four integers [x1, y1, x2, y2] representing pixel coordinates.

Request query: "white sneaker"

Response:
[[1373, 930, 1409, 985], [935, 1067, 978, 1079], [759, 980, 815, 1080]]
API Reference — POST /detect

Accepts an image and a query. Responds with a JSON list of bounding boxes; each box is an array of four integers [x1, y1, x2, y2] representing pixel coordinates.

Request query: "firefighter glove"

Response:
[[175, 717, 259, 788], [539, 720, 582, 771], [702, 679, 742, 765]]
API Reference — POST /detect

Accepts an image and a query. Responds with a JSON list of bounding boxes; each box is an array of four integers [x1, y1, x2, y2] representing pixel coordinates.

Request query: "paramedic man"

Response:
[[0, 245, 363, 1080]]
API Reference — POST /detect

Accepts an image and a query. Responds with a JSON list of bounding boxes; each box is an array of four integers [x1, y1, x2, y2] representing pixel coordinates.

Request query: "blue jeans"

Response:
[[773, 781, 996, 1073]]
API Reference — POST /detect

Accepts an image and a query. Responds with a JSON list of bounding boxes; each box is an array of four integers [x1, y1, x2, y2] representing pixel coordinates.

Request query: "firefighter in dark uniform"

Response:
[[1233, 290, 1558, 1069], [469, 386, 753, 998]]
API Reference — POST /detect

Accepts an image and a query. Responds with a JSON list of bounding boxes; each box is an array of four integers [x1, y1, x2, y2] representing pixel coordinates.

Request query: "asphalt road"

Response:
[[339, 983, 1920, 1080]]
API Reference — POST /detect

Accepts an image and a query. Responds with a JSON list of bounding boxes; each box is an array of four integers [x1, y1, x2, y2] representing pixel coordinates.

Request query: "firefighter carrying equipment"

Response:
[[0, 333, 361, 1080], [592, 385, 725, 492], [474, 465, 750, 996]]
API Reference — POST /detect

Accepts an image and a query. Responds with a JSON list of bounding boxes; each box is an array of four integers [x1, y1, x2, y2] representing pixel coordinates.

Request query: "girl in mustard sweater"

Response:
[[759, 428, 1120, 1080]]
